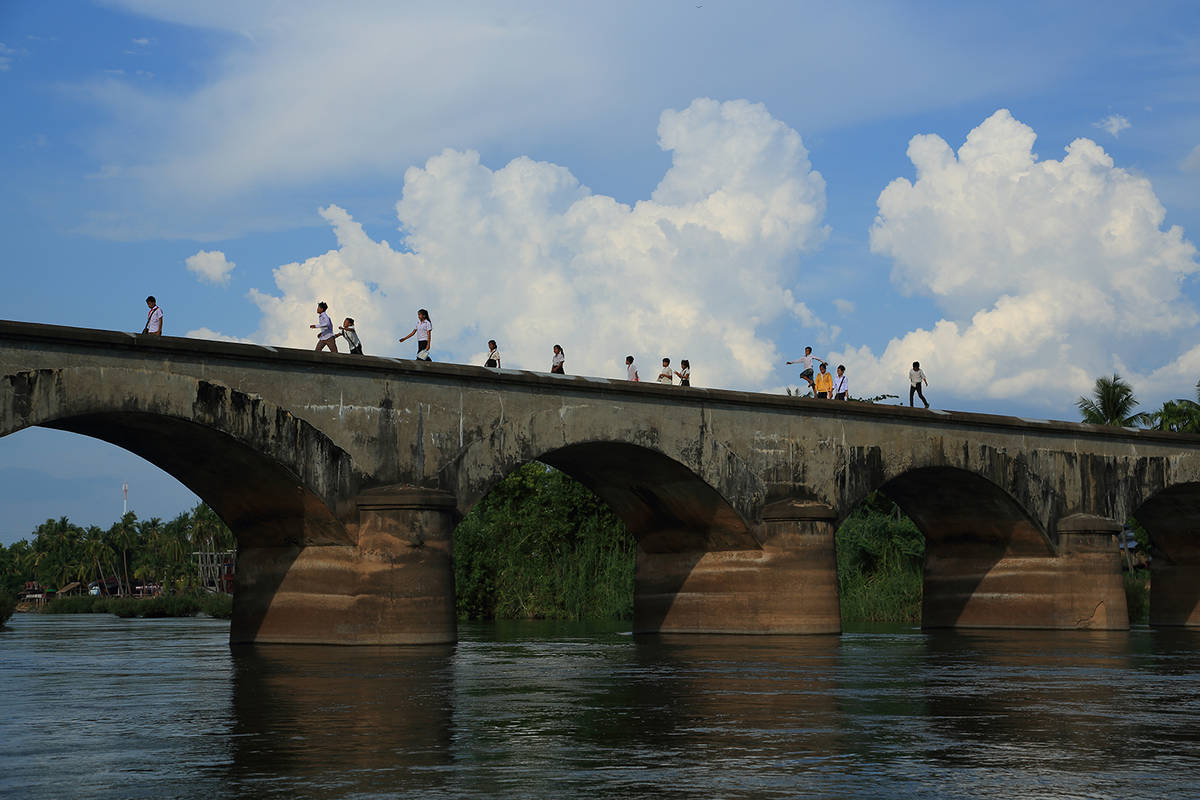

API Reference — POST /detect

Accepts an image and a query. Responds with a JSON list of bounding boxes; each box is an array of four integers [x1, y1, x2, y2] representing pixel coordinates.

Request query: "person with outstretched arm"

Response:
[[786, 346, 826, 396]]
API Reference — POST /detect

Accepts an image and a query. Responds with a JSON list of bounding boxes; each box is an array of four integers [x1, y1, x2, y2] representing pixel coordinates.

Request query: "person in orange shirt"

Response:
[[813, 362, 834, 398]]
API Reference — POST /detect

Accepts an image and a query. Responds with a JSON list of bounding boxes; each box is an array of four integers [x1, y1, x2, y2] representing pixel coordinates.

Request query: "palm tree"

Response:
[[1149, 380, 1200, 434], [1076, 374, 1150, 427]]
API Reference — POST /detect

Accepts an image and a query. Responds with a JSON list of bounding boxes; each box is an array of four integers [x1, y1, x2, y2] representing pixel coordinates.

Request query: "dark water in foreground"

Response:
[[3, 615, 1200, 799]]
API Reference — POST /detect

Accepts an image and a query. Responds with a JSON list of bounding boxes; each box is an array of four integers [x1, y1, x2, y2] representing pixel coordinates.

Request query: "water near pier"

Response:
[[3, 614, 1200, 799]]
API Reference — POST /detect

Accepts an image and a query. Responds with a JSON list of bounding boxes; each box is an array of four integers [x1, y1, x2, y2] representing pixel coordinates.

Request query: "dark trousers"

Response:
[[909, 384, 928, 407]]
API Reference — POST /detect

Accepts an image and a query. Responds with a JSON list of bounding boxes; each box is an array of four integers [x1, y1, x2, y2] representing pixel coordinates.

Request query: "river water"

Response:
[[2, 614, 1200, 799]]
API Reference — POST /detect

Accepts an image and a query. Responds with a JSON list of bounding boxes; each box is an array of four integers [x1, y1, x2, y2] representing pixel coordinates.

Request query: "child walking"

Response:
[[398, 308, 432, 361], [675, 359, 691, 386], [658, 358, 674, 384], [311, 302, 338, 352], [909, 361, 930, 408], [551, 345, 565, 374], [337, 318, 363, 354]]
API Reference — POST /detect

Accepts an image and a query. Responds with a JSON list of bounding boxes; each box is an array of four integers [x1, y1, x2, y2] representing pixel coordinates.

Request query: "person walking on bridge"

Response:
[[484, 340, 501, 368], [398, 308, 432, 361], [814, 362, 833, 398], [626, 355, 639, 382], [833, 364, 849, 400], [311, 302, 338, 352], [786, 347, 826, 396], [909, 361, 930, 408], [142, 296, 163, 336], [551, 345, 565, 374]]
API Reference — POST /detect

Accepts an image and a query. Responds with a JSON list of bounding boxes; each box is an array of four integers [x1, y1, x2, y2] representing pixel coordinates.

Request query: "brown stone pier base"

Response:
[[633, 501, 840, 635], [231, 487, 458, 645], [923, 514, 1128, 630]]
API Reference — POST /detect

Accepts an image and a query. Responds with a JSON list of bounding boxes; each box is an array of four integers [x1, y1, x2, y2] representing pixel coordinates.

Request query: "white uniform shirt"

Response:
[[796, 353, 823, 371], [909, 369, 926, 387], [679, 367, 690, 382], [833, 374, 848, 395], [316, 311, 334, 340], [416, 319, 432, 342], [627, 362, 639, 381], [657, 365, 673, 384], [552, 351, 564, 369], [342, 327, 361, 349], [146, 306, 163, 334]]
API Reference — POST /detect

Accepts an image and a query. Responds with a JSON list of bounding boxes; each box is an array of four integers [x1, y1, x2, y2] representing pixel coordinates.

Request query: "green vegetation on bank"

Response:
[[0, 504, 235, 615], [455, 462, 635, 621], [836, 495, 925, 624], [41, 592, 232, 619]]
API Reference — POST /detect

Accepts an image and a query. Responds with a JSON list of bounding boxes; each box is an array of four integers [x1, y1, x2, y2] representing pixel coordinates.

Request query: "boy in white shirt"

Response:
[[626, 356, 639, 382], [786, 346, 827, 396], [311, 302, 338, 352], [909, 361, 930, 408], [658, 358, 674, 384], [142, 296, 163, 336]]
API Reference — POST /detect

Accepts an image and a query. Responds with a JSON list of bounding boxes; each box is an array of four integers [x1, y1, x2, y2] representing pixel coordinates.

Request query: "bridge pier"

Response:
[[633, 501, 840, 635], [923, 514, 1128, 630], [232, 487, 458, 645]]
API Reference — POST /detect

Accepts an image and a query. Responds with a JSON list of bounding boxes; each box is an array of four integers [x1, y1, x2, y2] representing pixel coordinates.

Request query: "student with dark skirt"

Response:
[[551, 345, 565, 374], [675, 359, 691, 386], [484, 340, 501, 368], [398, 308, 432, 361]]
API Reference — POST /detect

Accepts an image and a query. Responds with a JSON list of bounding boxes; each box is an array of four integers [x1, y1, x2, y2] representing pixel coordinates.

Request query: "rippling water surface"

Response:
[[3, 614, 1200, 799]]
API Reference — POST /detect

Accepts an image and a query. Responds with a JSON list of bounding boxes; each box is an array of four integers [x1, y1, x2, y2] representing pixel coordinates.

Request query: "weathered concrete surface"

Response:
[[2, 321, 1199, 642]]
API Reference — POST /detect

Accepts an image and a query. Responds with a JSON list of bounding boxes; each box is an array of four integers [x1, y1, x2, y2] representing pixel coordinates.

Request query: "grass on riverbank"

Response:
[[40, 593, 232, 619], [454, 463, 634, 621], [836, 500, 924, 625]]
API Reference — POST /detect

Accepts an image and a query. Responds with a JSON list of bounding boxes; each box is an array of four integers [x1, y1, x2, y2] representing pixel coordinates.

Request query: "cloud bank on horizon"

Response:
[[189, 102, 1200, 409], [832, 109, 1199, 405], [193, 98, 833, 389]]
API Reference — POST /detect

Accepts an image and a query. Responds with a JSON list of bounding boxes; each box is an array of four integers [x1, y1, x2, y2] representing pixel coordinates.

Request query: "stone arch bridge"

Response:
[[3, 321, 1199, 644]]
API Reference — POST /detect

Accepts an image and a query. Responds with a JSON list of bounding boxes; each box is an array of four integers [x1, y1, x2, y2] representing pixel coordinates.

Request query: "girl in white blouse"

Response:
[[484, 340, 501, 368], [398, 308, 432, 361], [551, 345, 565, 374], [674, 359, 690, 387]]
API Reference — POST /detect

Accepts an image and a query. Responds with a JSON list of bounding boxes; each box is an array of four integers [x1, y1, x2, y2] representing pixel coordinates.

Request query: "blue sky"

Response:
[[2, 1, 1199, 543]]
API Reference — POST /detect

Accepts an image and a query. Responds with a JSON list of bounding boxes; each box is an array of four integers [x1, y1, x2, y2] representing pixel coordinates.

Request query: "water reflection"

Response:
[[5, 616, 1200, 800], [228, 643, 456, 797]]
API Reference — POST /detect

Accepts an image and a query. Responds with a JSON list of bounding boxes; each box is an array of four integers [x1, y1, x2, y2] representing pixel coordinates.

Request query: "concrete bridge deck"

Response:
[[3, 320, 1199, 643]]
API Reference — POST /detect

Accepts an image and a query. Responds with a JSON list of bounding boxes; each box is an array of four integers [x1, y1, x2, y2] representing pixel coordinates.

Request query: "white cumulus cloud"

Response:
[[832, 109, 1199, 409], [185, 249, 235, 286], [223, 99, 831, 389], [1093, 113, 1131, 138]]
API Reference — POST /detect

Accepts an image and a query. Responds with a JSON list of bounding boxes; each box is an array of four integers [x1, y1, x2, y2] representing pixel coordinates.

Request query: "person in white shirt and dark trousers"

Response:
[[142, 296, 163, 336], [833, 365, 849, 400], [399, 309, 433, 361], [909, 361, 929, 408]]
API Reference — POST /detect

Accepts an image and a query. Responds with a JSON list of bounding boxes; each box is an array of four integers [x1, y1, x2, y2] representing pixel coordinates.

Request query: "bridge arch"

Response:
[[1131, 481, 1200, 627], [458, 441, 757, 552], [0, 367, 362, 546]]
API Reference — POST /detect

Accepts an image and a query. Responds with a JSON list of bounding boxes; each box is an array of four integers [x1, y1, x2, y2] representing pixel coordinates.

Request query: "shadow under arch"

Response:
[[456, 441, 764, 635], [873, 466, 1054, 628], [1131, 482, 1200, 626], [534, 441, 757, 553], [2, 369, 366, 642]]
